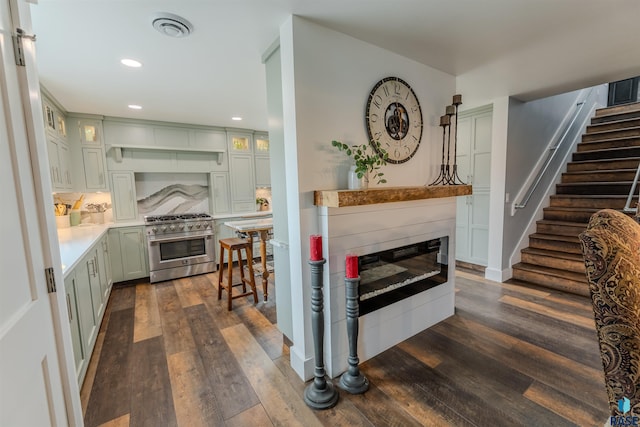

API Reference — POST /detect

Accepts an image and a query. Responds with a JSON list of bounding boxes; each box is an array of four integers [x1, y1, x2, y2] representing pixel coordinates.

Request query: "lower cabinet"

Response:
[[64, 234, 112, 385], [108, 226, 149, 283]]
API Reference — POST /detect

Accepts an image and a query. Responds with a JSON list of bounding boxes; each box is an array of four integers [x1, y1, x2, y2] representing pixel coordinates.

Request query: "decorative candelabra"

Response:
[[429, 114, 451, 185], [428, 94, 466, 186], [449, 94, 466, 185], [304, 235, 339, 410], [339, 255, 369, 394]]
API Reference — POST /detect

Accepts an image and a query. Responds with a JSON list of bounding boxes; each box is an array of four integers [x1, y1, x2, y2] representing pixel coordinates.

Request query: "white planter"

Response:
[[90, 212, 105, 224]]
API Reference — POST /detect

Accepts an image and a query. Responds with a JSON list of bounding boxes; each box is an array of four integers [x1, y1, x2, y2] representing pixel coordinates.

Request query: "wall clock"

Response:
[[365, 76, 423, 164]]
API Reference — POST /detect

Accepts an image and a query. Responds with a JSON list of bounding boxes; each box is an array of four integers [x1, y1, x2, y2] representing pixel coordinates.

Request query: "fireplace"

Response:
[[358, 237, 448, 316], [317, 197, 457, 378]]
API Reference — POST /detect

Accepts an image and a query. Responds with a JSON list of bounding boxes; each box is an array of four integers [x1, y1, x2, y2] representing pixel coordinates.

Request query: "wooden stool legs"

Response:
[[217, 238, 258, 311]]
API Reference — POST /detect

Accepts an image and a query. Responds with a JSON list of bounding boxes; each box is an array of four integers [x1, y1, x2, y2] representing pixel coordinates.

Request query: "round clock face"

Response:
[[365, 77, 423, 164]]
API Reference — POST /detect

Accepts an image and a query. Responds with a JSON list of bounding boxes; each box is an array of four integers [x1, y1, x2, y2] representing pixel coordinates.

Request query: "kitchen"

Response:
[[45, 88, 276, 386]]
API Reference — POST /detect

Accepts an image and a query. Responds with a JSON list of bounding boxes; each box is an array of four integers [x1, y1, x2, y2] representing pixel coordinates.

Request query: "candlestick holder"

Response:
[[429, 116, 450, 186], [339, 275, 369, 394], [304, 258, 339, 409], [449, 95, 466, 185]]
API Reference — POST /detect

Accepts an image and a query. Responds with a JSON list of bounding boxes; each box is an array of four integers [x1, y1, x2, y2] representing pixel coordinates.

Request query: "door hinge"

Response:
[[12, 28, 36, 67], [45, 267, 57, 293]]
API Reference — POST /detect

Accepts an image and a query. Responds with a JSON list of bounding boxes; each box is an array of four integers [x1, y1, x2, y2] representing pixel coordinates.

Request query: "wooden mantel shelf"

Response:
[[314, 185, 472, 208]]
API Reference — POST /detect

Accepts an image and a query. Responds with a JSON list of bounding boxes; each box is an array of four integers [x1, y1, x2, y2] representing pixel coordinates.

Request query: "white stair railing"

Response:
[[512, 89, 594, 214], [623, 162, 640, 213]]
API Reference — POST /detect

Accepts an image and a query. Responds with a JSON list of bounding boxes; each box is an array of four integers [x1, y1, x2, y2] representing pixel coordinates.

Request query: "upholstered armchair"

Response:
[[579, 209, 640, 417]]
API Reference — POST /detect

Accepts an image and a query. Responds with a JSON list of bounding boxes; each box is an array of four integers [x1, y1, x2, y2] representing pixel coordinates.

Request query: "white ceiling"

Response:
[[31, 0, 640, 131]]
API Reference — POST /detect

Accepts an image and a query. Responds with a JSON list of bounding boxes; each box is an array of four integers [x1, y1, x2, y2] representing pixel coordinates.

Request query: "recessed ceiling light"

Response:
[[121, 58, 142, 68], [128, 104, 143, 110], [231, 116, 242, 121]]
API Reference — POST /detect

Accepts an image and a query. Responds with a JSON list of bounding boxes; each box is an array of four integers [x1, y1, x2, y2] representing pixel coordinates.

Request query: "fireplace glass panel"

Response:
[[358, 237, 448, 316]]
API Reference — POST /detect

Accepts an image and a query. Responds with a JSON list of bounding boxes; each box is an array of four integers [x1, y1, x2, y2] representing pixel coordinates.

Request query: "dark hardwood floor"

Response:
[[81, 267, 609, 427]]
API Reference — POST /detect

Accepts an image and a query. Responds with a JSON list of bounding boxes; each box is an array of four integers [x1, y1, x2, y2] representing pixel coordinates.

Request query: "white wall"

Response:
[[279, 16, 456, 380]]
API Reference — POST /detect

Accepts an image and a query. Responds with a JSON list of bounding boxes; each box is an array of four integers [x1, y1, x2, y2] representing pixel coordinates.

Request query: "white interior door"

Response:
[[0, 0, 80, 425]]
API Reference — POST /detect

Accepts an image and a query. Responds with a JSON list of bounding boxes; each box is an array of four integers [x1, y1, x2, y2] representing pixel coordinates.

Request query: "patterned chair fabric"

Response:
[[579, 209, 640, 416]]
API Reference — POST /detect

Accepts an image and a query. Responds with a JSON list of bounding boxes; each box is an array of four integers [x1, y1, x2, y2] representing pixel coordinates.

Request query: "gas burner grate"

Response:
[[144, 213, 212, 224]]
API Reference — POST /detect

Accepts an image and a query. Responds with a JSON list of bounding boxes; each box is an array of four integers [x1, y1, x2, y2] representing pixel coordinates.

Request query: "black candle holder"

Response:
[[429, 117, 451, 186], [449, 95, 466, 185], [339, 275, 369, 394], [304, 258, 339, 409]]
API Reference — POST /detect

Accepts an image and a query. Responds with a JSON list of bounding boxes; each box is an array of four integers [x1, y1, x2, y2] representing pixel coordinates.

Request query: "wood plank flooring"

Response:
[[81, 268, 609, 427]]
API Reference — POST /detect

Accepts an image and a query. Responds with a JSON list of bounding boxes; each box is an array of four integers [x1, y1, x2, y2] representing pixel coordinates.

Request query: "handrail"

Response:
[[623, 162, 640, 213], [513, 91, 592, 211]]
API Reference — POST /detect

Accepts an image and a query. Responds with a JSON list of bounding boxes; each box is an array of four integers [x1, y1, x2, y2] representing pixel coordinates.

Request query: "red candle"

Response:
[[346, 254, 358, 278], [310, 235, 323, 261]]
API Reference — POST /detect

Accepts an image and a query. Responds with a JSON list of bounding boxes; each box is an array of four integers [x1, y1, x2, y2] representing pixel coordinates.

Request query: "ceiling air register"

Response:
[[152, 12, 193, 38]]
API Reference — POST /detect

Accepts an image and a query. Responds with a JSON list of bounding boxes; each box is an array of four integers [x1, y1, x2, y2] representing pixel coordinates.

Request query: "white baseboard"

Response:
[[485, 267, 512, 283], [289, 344, 314, 381]]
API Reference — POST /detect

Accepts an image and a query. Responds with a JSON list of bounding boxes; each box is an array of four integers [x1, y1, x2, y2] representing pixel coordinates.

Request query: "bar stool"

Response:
[[217, 237, 258, 311]]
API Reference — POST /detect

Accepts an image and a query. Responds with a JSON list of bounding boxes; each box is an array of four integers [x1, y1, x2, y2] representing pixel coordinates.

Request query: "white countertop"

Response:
[[56, 211, 273, 279], [224, 217, 273, 231], [57, 224, 110, 277]]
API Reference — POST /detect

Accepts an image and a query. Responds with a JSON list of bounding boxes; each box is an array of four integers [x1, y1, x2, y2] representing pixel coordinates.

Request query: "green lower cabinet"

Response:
[[108, 226, 149, 283], [64, 274, 85, 382]]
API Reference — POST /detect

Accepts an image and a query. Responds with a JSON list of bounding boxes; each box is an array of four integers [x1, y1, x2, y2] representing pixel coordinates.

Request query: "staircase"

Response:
[[510, 102, 640, 297]]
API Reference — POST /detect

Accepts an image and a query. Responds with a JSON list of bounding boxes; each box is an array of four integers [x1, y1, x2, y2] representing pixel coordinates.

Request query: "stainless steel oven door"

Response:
[[148, 232, 215, 272]]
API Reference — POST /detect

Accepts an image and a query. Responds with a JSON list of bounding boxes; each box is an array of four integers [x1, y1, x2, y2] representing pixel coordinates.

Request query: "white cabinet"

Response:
[[63, 233, 113, 385], [228, 131, 256, 213], [211, 172, 231, 215], [229, 154, 256, 213], [46, 138, 72, 190], [455, 107, 492, 266], [82, 147, 108, 191], [64, 274, 85, 381], [97, 236, 112, 300], [254, 133, 270, 187], [78, 119, 102, 146], [110, 171, 138, 221], [108, 226, 149, 282]]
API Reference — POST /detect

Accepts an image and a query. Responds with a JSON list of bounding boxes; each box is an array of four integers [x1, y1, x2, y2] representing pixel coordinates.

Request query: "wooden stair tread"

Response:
[[530, 233, 580, 243], [563, 168, 637, 175], [521, 247, 584, 262], [536, 219, 586, 228], [512, 262, 586, 282], [587, 117, 640, 130], [595, 102, 640, 117]]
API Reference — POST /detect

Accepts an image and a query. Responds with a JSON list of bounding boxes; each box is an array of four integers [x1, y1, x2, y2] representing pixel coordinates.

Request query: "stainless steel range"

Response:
[[144, 213, 216, 283]]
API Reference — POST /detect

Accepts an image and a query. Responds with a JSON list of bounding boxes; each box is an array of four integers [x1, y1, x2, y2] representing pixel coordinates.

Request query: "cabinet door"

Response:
[[46, 138, 62, 188], [254, 156, 270, 187], [78, 119, 101, 145], [97, 236, 112, 300], [84, 249, 104, 323], [74, 259, 97, 361], [119, 227, 149, 281], [110, 171, 138, 221], [58, 143, 72, 189], [229, 154, 256, 213], [64, 274, 85, 382], [211, 173, 231, 215], [82, 147, 108, 191], [254, 134, 269, 155]]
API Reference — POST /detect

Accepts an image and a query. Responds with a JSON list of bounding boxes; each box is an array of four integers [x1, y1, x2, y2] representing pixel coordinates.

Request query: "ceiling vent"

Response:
[[152, 12, 193, 38]]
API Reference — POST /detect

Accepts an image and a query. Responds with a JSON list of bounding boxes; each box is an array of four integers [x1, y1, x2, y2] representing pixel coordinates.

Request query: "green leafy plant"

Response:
[[255, 197, 269, 206], [331, 140, 388, 184]]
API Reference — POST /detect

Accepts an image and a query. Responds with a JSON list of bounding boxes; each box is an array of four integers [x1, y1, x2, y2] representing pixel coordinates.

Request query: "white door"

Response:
[[0, 0, 81, 425], [455, 106, 493, 266]]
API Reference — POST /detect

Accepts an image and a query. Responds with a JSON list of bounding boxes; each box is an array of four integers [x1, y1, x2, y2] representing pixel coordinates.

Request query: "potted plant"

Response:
[[256, 197, 270, 211], [86, 202, 107, 224], [331, 140, 388, 189]]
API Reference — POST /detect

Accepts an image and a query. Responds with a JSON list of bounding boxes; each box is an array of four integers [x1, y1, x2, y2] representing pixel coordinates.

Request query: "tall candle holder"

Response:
[[429, 114, 450, 186], [304, 255, 339, 409], [449, 94, 466, 185], [339, 272, 369, 394]]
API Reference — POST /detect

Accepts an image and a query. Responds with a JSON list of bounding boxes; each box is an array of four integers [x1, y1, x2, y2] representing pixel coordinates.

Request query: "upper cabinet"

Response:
[[253, 132, 270, 188], [67, 116, 109, 192], [42, 95, 72, 191]]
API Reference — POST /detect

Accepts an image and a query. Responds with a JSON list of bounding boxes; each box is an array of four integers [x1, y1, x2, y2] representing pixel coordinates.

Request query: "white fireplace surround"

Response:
[[318, 197, 457, 377]]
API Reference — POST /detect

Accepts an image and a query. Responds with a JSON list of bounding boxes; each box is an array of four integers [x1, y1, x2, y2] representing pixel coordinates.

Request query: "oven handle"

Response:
[[148, 233, 213, 245]]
